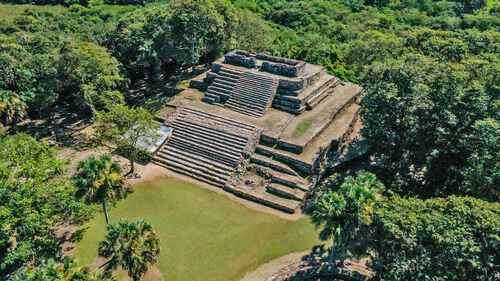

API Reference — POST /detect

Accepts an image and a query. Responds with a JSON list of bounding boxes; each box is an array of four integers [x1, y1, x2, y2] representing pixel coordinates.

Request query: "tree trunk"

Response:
[[129, 158, 135, 175], [102, 199, 110, 225], [329, 236, 336, 264]]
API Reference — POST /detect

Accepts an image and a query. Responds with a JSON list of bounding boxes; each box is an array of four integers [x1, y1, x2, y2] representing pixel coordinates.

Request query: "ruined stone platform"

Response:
[[154, 51, 364, 214]]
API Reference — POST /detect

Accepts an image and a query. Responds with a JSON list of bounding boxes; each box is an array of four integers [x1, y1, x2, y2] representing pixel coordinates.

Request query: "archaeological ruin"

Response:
[[153, 50, 364, 213]]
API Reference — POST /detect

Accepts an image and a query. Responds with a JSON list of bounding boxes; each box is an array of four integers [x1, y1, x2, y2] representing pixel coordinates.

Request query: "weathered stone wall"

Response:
[[255, 145, 313, 176], [224, 51, 256, 68], [261, 61, 301, 77], [256, 53, 304, 66], [257, 53, 305, 77]]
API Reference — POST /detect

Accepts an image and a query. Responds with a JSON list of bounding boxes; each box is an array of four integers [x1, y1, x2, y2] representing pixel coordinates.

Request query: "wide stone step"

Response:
[[154, 158, 226, 188], [166, 138, 239, 167], [161, 146, 234, 172], [211, 81, 234, 91], [173, 128, 245, 153], [244, 72, 276, 81], [232, 94, 271, 108], [272, 103, 306, 114], [220, 67, 244, 76], [208, 85, 233, 96], [171, 120, 248, 148], [155, 153, 230, 182], [174, 116, 249, 145], [202, 96, 217, 104], [255, 144, 312, 176], [274, 95, 302, 105], [207, 88, 232, 99], [233, 88, 274, 102], [250, 154, 298, 176], [214, 75, 237, 85], [306, 86, 336, 109], [232, 95, 270, 107], [266, 183, 306, 201], [224, 185, 300, 213], [238, 79, 275, 88], [157, 149, 232, 177], [169, 135, 242, 163], [218, 70, 241, 80], [270, 170, 309, 191], [172, 118, 249, 143], [180, 107, 256, 132], [172, 125, 246, 150], [224, 103, 263, 117], [215, 75, 238, 85], [173, 130, 243, 154], [227, 98, 267, 112], [225, 100, 265, 115]]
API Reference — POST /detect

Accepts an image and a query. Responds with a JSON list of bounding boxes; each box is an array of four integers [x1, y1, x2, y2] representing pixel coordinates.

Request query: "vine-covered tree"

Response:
[[73, 155, 127, 224], [98, 220, 160, 281]]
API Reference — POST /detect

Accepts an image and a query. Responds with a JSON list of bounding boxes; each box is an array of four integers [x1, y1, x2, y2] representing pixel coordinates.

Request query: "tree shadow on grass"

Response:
[[10, 106, 93, 149]]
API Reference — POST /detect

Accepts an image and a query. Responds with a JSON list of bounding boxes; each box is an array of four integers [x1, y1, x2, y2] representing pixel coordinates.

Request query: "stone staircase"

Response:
[[225, 72, 278, 117], [203, 67, 244, 104], [245, 146, 311, 213], [153, 107, 258, 187]]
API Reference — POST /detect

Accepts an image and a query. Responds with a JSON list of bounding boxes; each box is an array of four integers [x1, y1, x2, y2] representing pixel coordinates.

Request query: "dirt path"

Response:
[[241, 251, 310, 281]]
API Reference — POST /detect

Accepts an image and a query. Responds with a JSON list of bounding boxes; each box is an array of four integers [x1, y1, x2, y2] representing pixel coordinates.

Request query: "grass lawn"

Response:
[[75, 177, 319, 281], [293, 118, 313, 138]]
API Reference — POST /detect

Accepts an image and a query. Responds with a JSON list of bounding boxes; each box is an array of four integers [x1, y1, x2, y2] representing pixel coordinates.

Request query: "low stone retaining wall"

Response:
[[256, 145, 313, 176], [223, 184, 296, 213], [224, 52, 256, 68]]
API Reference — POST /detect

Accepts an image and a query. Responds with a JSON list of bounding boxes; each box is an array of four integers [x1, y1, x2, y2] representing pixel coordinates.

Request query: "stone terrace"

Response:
[[154, 51, 364, 214]]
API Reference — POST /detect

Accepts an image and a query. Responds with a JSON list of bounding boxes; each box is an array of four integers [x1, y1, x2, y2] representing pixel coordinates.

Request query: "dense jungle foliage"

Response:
[[0, 0, 498, 280]]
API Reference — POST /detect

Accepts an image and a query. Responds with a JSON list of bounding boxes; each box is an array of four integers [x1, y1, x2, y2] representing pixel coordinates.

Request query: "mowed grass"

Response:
[[75, 177, 319, 281]]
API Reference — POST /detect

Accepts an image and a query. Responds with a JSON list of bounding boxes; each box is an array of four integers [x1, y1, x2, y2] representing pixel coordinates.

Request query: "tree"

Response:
[[57, 41, 124, 115], [360, 54, 498, 199], [98, 220, 160, 281], [0, 134, 91, 276], [93, 104, 158, 175], [110, 0, 236, 82], [73, 155, 127, 225], [369, 196, 500, 281], [307, 172, 384, 263], [0, 35, 58, 122], [8, 259, 110, 281]]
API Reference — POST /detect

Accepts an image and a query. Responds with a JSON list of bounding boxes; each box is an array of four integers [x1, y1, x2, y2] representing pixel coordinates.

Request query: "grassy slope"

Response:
[[75, 177, 319, 281], [0, 4, 64, 23], [0, 3, 137, 24]]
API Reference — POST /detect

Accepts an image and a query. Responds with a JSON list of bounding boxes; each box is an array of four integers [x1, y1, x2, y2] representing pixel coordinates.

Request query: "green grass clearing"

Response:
[[293, 118, 313, 138], [75, 177, 319, 281]]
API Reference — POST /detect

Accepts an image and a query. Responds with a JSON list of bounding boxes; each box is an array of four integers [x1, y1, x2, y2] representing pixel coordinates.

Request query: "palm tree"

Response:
[[98, 220, 160, 281], [308, 171, 384, 264], [73, 155, 126, 224]]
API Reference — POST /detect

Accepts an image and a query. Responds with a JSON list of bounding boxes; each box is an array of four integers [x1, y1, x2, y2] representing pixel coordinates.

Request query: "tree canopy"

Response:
[[0, 134, 91, 277], [370, 196, 500, 281], [360, 54, 498, 200], [98, 220, 160, 281]]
